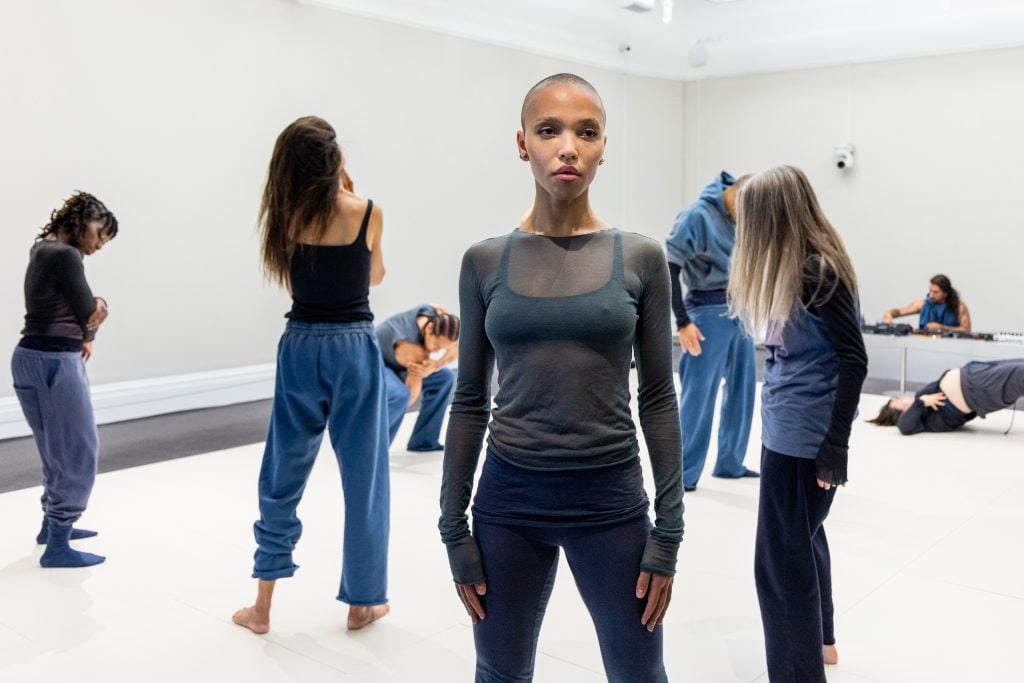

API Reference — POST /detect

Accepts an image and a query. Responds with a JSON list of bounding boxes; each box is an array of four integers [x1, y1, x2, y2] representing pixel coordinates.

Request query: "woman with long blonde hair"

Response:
[[729, 165, 867, 682]]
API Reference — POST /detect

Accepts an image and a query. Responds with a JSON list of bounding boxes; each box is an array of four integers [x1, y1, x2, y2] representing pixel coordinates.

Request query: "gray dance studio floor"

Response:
[[1, 377, 1022, 682]]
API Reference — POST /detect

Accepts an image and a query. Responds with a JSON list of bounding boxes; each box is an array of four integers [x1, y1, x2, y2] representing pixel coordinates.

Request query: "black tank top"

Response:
[[286, 200, 375, 323]]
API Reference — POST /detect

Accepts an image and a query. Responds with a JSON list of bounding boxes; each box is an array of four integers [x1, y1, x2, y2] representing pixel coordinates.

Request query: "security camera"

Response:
[[834, 144, 855, 170], [619, 43, 632, 54]]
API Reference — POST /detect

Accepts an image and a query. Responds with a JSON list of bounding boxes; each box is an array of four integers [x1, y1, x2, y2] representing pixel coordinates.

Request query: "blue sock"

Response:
[[40, 525, 105, 568], [36, 519, 98, 545]]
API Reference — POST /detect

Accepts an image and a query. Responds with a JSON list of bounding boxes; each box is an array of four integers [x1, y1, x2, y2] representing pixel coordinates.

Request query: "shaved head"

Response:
[[520, 73, 605, 129]]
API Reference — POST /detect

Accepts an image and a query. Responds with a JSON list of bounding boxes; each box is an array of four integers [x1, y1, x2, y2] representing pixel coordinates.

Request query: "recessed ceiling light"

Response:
[[618, 0, 654, 11]]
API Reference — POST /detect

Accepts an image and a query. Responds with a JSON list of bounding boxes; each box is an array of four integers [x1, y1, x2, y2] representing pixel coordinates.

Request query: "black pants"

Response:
[[754, 446, 836, 683]]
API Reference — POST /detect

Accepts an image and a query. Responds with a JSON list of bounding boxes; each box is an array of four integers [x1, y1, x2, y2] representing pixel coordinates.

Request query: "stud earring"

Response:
[[520, 154, 529, 161], [599, 158, 605, 165]]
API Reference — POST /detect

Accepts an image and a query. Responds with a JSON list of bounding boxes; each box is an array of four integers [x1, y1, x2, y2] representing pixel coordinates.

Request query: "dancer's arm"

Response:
[[51, 247, 99, 340], [632, 239, 684, 629], [366, 203, 385, 286], [896, 381, 942, 435], [881, 299, 923, 323], [806, 260, 868, 487], [439, 248, 494, 595]]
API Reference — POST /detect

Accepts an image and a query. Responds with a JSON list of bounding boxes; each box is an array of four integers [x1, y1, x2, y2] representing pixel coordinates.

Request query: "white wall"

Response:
[[0, 0, 684, 398], [683, 46, 1024, 333]]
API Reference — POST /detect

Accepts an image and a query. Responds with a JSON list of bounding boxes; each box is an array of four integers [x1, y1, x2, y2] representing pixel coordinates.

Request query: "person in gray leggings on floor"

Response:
[[12, 191, 118, 568], [869, 359, 1024, 434]]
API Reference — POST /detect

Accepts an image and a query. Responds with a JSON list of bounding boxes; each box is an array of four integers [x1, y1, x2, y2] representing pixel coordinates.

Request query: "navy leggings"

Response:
[[472, 515, 667, 683], [754, 446, 836, 683]]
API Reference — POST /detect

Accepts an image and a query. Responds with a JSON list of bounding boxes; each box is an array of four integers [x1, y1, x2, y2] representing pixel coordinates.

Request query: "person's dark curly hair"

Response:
[[37, 191, 119, 246]]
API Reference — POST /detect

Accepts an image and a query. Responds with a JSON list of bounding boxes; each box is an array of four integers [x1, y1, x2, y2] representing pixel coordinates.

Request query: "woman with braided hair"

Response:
[[12, 191, 118, 568], [375, 304, 460, 451]]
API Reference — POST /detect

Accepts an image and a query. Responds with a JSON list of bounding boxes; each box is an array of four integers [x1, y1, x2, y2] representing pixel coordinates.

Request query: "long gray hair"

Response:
[[727, 165, 857, 331]]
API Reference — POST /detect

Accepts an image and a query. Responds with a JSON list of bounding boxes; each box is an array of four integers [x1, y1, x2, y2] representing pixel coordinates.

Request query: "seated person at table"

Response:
[[881, 274, 971, 333], [869, 359, 1024, 434], [376, 305, 459, 451]]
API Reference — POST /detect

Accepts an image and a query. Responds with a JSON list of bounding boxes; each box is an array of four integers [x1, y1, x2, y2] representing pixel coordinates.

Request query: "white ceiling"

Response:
[[295, 0, 1024, 80]]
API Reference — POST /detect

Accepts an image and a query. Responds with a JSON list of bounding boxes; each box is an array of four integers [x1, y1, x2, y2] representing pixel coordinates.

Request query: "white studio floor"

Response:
[[1, 382, 1022, 683]]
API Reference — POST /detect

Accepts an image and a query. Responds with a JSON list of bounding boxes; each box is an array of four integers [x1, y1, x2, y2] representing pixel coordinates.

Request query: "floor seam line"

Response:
[[837, 479, 1019, 617]]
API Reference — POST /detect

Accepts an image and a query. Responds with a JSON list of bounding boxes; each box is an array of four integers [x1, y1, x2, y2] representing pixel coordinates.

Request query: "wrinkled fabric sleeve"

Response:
[[52, 248, 98, 341], [668, 262, 691, 330], [664, 210, 705, 269], [633, 244, 685, 576], [438, 249, 494, 585], [806, 266, 868, 486], [896, 381, 941, 435]]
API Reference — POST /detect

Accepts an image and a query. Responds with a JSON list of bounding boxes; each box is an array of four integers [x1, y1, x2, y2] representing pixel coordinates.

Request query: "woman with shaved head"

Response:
[[439, 74, 683, 682]]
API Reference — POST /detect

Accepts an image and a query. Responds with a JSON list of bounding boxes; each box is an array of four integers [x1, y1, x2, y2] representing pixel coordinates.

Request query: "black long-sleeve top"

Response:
[[438, 229, 684, 584], [21, 239, 98, 342], [668, 262, 691, 329], [803, 262, 868, 483]]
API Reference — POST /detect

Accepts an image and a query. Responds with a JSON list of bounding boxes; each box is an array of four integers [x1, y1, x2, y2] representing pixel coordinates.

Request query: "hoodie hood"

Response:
[[699, 170, 736, 218], [664, 170, 739, 291]]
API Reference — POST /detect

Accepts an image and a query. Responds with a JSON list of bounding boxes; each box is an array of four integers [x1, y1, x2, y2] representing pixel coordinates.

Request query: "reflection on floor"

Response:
[[0, 386, 1021, 682]]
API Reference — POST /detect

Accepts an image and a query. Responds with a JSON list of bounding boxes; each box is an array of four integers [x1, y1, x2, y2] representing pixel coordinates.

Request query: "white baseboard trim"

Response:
[[0, 363, 276, 441]]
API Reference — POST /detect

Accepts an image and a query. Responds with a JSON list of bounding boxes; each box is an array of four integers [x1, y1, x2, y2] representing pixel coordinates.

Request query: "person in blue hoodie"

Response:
[[665, 171, 757, 491]]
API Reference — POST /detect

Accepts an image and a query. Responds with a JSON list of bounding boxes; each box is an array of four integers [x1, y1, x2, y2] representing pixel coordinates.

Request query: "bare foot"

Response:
[[823, 644, 839, 665], [232, 606, 270, 634], [347, 604, 389, 630]]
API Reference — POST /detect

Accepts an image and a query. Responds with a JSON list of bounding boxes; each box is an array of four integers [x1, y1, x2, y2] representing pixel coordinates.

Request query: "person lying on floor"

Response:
[[869, 359, 1024, 435]]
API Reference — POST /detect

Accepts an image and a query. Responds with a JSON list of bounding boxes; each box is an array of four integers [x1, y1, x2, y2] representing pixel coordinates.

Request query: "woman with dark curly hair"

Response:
[[12, 191, 118, 568]]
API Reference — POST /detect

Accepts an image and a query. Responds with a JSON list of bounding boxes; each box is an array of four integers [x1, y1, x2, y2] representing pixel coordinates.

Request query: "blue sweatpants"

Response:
[[754, 447, 836, 683], [679, 304, 756, 488], [384, 367, 454, 451], [252, 321, 390, 606], [11, 346, 98, 528]]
